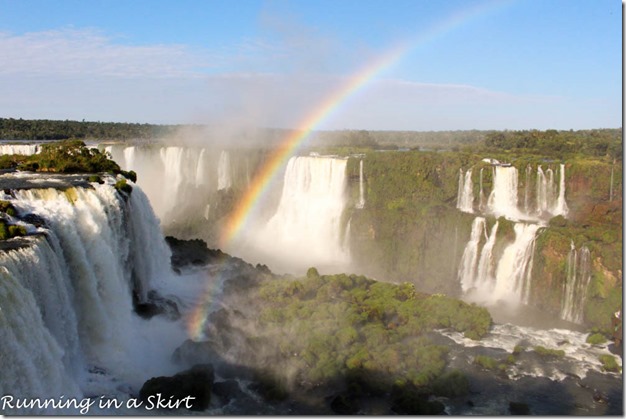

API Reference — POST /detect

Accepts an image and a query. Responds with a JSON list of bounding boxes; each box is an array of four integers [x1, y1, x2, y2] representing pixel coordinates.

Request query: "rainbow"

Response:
[[219, 0, 510, 247], [188, 0, 511, 339]]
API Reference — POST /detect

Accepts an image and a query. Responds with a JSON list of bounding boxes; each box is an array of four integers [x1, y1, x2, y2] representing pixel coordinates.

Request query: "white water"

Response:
[[492, 223, 540, 305], [554, 163, 569, 217], [458, 162, 572, 307], [561, 243, 592, 324], [440, 323, 621, 381], [456, 168, 474, 213], [356, 159, 365, 209], [487, 166, 521, 219], [0, 179, 197, 414], [0, 144, 40, 155], [244, 156, 350, 273], [104, 144, 214, 224], [458, 217, 486, 292], [217, 150, 232, 191]]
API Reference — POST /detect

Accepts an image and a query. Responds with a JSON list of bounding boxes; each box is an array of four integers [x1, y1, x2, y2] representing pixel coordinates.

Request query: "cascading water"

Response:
[[356, 159, 365, 209], [487, 166, 520, 219], [478, 168, 486, 212], [0, 144, 40, 155], [458, 161, 570, 307], [458, 217, 486, 292], [0, 179, 182, 413], [561, 243, 592, 324], [554, 163, 569, 217], [217, 150, 232, 191], [492, 223, 540, 305], [456, 168, 474, 213], [246, 155, 350, 273]]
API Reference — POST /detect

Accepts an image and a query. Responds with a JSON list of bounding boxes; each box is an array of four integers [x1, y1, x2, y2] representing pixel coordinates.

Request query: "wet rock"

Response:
[[139, 364, 214, 412], [509, 401, 530, 415], [212, 380, 245, 405], [133, 290, 180, 320], [172, 339, 221, 367]]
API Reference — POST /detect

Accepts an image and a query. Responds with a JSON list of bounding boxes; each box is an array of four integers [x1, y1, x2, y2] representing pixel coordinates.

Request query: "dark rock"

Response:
[[330, 393, 359, 415], [133, 290, 180, 320], [165, 236, 211, 268], [212, 380, 245, 404], [139, 364, 214, 412], [509, 401, 530, 415], [21, 213, 47, 228], [172, 339, 221, 366]]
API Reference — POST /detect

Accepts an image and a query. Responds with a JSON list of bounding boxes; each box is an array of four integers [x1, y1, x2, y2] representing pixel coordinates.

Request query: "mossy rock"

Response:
[[586, 333, 608, 345], [533, 345, 565, 358], [599, 354, 621, 372]]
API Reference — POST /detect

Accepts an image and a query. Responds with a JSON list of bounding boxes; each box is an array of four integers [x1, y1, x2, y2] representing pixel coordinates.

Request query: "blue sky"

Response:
[[0, 0, 620, 131]]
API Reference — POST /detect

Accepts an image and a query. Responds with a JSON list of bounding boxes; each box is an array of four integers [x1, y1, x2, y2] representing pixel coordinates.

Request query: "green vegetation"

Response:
[[586, 333, 608, 345], [0, 117, 178, 141], [533, 346, 565, 358], [248, 272, 491, 394], [474, 355, 498, 370], [0, 219, 26, 240], [114, 179, 133, 194], [0, 201, 17, 217], [598, 354, 621, 373]]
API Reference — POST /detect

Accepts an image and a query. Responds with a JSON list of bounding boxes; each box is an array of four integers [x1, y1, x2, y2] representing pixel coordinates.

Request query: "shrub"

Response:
[[586, 333, 607, 345], [0, 201, 17, 217], [87, 175, 103, 184], [474, 355, 498, 370], [533, 346, 565, 358], [599, 354, 620, 372], [430, 369, 469, 397], [8, 225, 26, 237], [115, 179, 133, 194]]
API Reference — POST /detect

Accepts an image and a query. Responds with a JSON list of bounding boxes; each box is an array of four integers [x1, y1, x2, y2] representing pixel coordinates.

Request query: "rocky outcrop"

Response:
[[138, 364, 214, 412]]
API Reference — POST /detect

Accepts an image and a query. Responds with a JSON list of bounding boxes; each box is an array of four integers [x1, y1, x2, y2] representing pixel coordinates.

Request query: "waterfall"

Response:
[[487, 166, 520, 219], [123, 146, 136, 169], [458, 218, 500, 297], [217, 150, 232, 191], [546, 168, 555, 211], [553, 163, 569, 217], [250, 156, 350, 273], [458, 217, 486, 292], [536, 166, 548, 215], [478, 168, 486, 212], [474, 220, 499, 294], [456, 168, 474, 213], [356, 159, 365, 209], [1, 180, 176, 412], [194, 148, 207, 187], [524, 164, 532, 214], [0, 144, 39, 155], [492, 223, 540, 305], [561, 243, 592, 324]]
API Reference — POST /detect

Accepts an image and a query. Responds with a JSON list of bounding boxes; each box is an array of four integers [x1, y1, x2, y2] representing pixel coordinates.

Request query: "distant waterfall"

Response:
[[217, 150, 232, 191], [1, 181, 175, 412], [458, 218, 499, 297], [561, 243, 592, 324], [251, 156, 350, 273], [458, 217, 486, 292], [478, 168, 486, 212], [456, 168, 474, 213], [493, 223, 540, 305], [0, 144, 40, 155], [524, 164, 532, 214], [487, 166, 522, 219], [356, 159, 365, 209], [554, 164, 569, 217]]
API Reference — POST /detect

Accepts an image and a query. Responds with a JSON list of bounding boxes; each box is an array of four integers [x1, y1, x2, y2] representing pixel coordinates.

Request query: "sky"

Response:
[[0, 0, 621, 131]]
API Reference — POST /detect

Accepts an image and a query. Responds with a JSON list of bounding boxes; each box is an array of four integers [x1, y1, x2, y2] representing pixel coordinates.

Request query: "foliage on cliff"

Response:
[[237, 270, 491, 395]]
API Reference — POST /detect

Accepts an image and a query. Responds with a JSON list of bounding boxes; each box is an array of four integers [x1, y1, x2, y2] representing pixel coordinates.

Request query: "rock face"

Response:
[[138, 364, 215, 411]]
